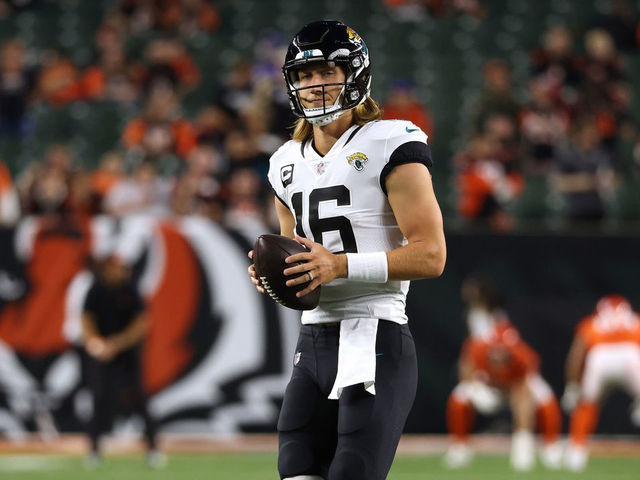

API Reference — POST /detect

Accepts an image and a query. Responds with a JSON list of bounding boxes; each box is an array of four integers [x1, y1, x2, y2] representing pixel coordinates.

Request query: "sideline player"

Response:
[[444, 277, 562, 471], [562, 294, 640, 471], [81, 256, 164, 468], [247, 20, 446, 480]]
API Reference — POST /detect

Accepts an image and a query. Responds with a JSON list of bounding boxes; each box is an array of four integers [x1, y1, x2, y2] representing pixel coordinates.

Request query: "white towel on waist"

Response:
[[328, 318, 378, 399]]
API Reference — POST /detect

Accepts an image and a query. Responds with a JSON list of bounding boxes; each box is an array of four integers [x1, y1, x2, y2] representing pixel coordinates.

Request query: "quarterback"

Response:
[[248, 20, 446, 480]]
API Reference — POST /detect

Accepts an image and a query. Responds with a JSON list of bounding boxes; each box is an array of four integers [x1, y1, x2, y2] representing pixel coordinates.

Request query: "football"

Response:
[[253, 234, 321, 311]]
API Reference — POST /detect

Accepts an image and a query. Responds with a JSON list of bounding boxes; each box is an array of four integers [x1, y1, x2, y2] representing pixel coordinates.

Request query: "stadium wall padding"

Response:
[[0, 219, 639, 436]]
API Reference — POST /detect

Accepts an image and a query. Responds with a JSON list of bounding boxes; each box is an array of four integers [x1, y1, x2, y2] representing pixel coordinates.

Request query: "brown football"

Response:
[[253, 234, 321, 311]]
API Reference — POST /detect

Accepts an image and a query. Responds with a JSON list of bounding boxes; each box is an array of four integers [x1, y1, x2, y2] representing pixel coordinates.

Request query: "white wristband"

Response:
[[345, 252, 388, 283]]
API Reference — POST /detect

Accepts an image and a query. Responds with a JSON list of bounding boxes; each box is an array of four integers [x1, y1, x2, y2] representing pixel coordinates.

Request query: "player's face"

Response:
[[296, 63, 345, 109]]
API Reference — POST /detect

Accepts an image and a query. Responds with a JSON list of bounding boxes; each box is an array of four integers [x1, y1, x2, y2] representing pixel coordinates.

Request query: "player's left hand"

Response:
[[283, 235, 347, 298], [95, 339, 119, 362]]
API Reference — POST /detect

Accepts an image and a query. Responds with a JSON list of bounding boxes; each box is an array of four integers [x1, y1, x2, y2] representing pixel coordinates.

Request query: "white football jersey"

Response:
[[267, 119, 430, 324]]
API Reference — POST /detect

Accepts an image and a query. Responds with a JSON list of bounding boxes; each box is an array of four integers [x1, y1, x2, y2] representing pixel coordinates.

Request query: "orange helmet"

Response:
[[596, 294, 632, 316]]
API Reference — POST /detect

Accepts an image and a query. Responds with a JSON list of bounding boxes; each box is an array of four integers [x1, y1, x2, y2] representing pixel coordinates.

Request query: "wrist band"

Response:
[[346, 252, 388, 283]]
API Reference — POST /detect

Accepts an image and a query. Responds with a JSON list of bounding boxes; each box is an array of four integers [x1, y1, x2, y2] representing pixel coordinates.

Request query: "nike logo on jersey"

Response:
[[405, 127, 419, 133]]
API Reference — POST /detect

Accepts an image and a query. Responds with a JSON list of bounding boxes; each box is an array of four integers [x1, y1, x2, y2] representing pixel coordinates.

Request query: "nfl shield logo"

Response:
[[294, 351, 302, 366], [313, 161, 326, 175]]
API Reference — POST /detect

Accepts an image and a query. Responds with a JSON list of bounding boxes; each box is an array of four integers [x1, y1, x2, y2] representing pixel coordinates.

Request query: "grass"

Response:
[[1, 453, 639, 480]]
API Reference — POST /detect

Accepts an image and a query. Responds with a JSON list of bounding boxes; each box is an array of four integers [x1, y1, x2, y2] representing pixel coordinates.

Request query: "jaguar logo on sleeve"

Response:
[[280, 164, 294, 187]]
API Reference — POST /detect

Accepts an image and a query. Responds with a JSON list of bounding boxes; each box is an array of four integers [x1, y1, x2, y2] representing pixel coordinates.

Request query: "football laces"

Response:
[[259, 276, 285, 306]]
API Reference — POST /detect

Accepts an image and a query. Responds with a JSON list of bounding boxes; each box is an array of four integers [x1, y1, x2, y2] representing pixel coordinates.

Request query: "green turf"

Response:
[[1, 453, 639, 479]]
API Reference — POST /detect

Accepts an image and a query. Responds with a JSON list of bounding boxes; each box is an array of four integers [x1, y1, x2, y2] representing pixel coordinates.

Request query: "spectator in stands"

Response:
[[117, 0, 220, 36], [171, 144, 223, 220], [0, 159, 20, 225], [561, 294, 640, 471], [0, 38, 37, 137], [633, 135, 640, 175], [122, 87, 198, 164], [81, 255, 164, 469], [482, 111, 520, 169], [550, 115, 617, 221], [223, 129, 269, 179], [590, 0, 639, 52], [251, 29, 295, 136], [79, 43, 141, 104], [579, 28, 630, 152], [385, 0, 486, 20], [454, 133, 524, 230], [140, 37, 200, 96], [530, 25, 585, 104], [103, 160, 172, 217], [36, 49, 82, 107], [444, 276, 562, 471], [519, 76, 571, 175], [95, 11, 128, 52], [223, 167, 265, 239], [67, 170, 99, 216], [241, 106, 286, 156], [382, 78, 434, 138], [470, 59, 520, 136], [194, 104, 237, 147], [17, 144, 75, 215], [216, 60, 254, 120], [89, 151, 125, 210]]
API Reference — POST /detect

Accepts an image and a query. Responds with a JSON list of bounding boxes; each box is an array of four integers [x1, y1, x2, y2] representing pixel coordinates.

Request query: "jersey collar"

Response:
[[302, 124, 363, 161]]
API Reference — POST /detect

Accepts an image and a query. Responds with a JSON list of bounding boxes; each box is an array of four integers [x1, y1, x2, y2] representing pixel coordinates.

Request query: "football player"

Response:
[[562, 294, 640, 471], [247, 20, 446, 480], [444, 277, 562, 471]]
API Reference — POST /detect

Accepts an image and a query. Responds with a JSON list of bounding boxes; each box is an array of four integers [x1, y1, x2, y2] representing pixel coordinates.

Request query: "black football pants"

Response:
[[277, 320, 418, 480]]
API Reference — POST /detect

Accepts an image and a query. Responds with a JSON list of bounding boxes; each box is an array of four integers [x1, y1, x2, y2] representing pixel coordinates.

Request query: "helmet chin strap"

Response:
[[306, 110, 343, 126]]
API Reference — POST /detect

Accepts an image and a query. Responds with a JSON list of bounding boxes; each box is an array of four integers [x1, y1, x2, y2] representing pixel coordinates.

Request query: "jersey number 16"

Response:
[[291, 186, 358, 253]]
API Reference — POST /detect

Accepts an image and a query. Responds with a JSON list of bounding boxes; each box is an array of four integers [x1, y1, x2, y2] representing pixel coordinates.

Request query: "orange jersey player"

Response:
[[562, 294, 640, 471], [445, 277, 562, 471], [464, 320, 540, 388]]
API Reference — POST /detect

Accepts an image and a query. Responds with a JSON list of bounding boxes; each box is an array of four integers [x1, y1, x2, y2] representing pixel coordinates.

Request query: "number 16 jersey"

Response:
[[267, 119, 432, 325]]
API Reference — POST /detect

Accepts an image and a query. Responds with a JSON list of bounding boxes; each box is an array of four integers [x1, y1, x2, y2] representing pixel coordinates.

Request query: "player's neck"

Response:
[[311, 111, 355, 156]]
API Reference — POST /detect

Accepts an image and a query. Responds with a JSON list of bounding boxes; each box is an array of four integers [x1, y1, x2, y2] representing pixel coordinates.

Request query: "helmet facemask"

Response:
[[283, 21, 372, 126]]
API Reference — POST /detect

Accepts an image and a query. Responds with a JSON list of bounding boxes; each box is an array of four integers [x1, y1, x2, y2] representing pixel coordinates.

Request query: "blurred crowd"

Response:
[[453, 2, 640, 229], [0, 0, 291, 236], [0, 0, 639, 233]]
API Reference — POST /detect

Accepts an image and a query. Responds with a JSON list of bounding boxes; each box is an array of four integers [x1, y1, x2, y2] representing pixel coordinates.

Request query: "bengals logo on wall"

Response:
[[0, 216, 299, 434]]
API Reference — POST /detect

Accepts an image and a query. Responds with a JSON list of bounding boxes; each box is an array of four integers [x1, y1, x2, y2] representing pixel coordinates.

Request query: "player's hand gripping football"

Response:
[[283, 235, 347, 298], [247, 250, 265, 294]]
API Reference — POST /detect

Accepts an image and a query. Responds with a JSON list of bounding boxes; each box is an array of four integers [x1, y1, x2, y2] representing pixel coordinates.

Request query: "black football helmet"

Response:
[[283, 20, 371, 126]]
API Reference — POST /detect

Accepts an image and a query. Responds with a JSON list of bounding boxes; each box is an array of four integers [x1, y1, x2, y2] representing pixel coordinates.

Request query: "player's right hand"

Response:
[[467, 380, 502, 414], [247, 250, 265, 294], [561, 381, 581, 412]]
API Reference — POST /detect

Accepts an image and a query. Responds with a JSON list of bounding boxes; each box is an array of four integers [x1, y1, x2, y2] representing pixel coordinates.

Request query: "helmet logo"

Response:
[[347, 152, 368, 171], [346, 27, 361, 42]]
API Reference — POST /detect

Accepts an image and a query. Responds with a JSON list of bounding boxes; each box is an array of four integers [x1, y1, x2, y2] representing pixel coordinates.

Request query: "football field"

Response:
[[1, 453, 640, 480]]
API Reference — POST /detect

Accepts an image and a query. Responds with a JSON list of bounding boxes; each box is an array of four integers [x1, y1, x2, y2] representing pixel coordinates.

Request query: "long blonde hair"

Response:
[[291, 97, 383, 143]]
